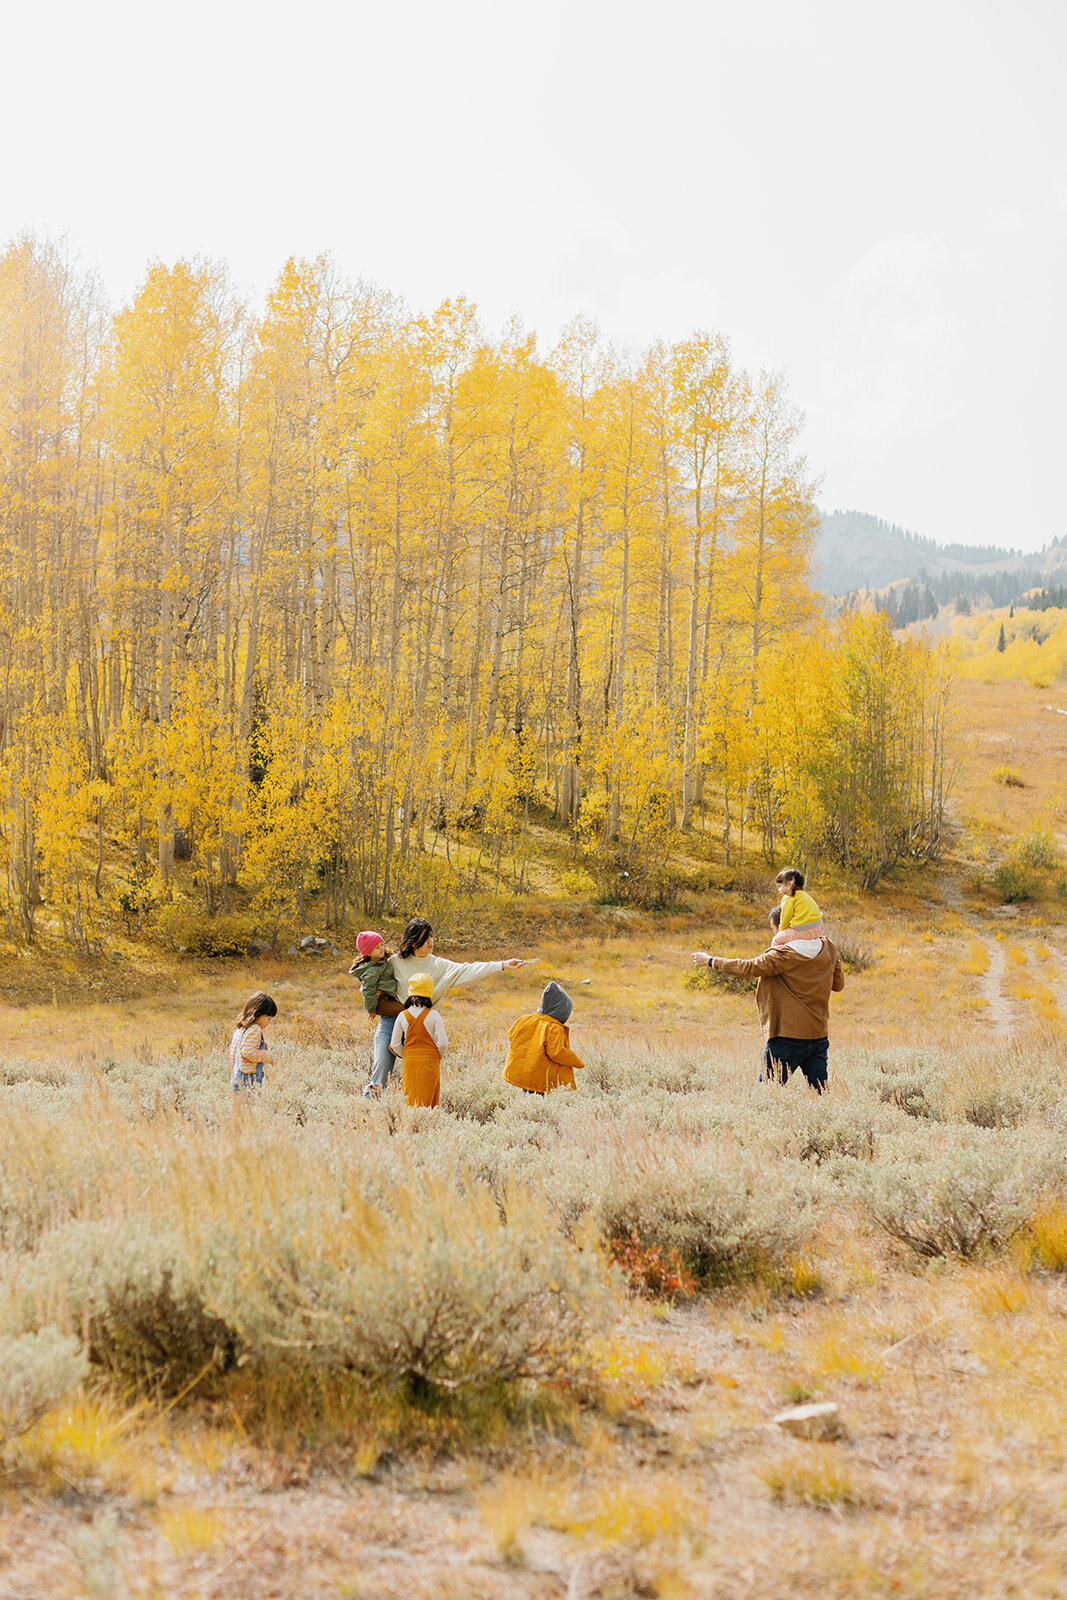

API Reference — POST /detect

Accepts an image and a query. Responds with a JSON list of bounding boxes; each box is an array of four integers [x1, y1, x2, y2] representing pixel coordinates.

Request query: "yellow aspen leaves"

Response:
[[0, 238, 949, 938]]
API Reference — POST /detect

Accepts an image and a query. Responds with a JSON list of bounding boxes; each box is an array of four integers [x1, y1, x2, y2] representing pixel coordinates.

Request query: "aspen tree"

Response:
[[552, 315, 603, 825], [109, 259, 237, 883], [729, 370, 818, 859], [597, 351, 658, 840], [669, 333, 747, 827], [0, 238, 101, 935]]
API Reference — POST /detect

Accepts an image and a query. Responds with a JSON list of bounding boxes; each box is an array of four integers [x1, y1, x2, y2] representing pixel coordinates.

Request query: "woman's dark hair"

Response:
[[403, 994, 433, 1010], [775, 866, 804, 891], [398, 918, 434, 959], [768, 905, 782, 928], [236, 991, 277, 1028]]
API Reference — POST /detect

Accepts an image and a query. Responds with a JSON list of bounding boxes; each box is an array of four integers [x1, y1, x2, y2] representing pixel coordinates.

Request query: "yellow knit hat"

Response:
[[407, 974, 434, 1001]]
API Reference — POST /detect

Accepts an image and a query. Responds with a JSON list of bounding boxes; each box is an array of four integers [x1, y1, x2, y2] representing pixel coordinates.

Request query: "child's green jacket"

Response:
[[349, 955, 403, 1017]]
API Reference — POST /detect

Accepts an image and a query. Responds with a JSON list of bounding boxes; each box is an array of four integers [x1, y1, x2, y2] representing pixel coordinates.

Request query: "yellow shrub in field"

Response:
[[560, 867, 596, 897], [154, 905, 257, 957], [761, 1443, 859, 1507], [1021, 1198, 1067, 1274], [158, 1503, 225, 1555]]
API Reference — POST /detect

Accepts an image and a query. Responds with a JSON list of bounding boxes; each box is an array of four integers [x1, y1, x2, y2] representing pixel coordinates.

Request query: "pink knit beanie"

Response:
[[355, 930, 385, 958]]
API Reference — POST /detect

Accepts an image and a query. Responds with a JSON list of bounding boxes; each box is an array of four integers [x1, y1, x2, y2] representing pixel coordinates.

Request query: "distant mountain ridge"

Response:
[[814, 509, 1067, 599]]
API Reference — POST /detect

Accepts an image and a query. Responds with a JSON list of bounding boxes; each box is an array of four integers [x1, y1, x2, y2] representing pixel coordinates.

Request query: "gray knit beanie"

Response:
[[540, 981, 572, 1023]]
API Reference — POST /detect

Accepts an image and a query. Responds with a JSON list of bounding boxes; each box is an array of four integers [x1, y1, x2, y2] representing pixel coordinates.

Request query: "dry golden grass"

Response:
[[1020, 1198, 1067, 1272], [761, 1442, 862, 1508], [4, 1227, 1067, 1597], [174, 1424, 234, 1478], [801, 1315, 888, 1387], [0, 902, 1047, 1074], [14, 1394, 163, 1498], [949, 678, 1067, 859], [157, 1502, 226, 1556], [960, 936, 990, 976]]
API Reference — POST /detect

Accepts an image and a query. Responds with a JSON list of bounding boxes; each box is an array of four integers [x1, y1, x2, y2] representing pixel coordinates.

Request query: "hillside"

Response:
[[815, 508, 1067, 598]]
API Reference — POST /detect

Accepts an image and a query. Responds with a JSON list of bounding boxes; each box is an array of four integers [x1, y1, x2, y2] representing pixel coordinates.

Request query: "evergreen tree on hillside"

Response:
[[997, 624, 1006, 652]]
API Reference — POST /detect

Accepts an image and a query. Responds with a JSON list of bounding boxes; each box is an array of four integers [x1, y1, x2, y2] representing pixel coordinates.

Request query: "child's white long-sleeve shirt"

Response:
[[390, 1008, 449, 1055]]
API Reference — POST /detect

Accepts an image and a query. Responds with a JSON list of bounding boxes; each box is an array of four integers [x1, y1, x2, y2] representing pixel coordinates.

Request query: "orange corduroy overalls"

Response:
[[402, 1009, 441, 1107]]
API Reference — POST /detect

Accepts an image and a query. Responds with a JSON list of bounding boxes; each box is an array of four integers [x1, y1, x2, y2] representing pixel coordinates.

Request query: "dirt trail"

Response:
[[978, 936, 1014, 1030], [936, 871, 1014, 1032], [936, 873, 965, 915]]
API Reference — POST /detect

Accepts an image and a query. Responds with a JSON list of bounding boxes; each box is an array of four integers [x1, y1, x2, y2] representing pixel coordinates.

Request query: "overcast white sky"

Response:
[[3, 0, 1064, 550]]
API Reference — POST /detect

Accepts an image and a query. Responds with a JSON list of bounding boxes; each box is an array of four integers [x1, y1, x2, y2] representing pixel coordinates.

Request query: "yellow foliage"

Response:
[[953, 606, 1067, 686], [758, 610, 951, 887], [802, 1314, 886, 1385], [0, 238, 866, 937], [157, 1502, 225, 1555], [1021, 1198, 1067, 1273]]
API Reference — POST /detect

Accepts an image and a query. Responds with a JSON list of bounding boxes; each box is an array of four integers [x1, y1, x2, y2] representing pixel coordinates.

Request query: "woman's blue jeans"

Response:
[[364, 1013, 397, 1094]]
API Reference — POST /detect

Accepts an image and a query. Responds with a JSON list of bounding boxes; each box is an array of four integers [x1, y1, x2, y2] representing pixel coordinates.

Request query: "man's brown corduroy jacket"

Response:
[[712, 940, 845, 1040]]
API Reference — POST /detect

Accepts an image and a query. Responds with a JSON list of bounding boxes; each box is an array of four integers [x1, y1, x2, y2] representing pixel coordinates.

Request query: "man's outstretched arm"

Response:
[[690, 947, 795, 978]]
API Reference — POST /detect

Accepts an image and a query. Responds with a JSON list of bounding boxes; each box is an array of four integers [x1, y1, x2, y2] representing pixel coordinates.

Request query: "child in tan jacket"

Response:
[[503, 982, 585, 1094]]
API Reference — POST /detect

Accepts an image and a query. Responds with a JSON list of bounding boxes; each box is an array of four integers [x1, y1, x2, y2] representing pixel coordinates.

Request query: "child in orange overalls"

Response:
[[389, 973, 449, 1107]]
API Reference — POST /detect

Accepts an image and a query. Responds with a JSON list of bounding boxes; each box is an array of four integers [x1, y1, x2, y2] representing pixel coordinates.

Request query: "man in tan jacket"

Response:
[[692, 910, 845, 1092]]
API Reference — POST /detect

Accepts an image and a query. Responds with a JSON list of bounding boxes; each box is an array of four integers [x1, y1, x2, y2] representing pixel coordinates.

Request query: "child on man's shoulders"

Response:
[[771, 866, 825, 948]]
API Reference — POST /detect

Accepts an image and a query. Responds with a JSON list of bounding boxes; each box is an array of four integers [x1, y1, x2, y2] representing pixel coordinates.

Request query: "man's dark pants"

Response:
[[762, 1036, 828, 1093]]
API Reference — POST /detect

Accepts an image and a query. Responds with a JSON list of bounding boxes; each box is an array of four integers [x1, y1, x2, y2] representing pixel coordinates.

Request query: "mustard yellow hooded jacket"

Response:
[[503, 1013, 585, 1094]]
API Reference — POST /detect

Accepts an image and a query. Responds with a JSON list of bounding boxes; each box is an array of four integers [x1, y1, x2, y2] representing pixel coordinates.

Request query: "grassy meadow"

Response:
[[2, 677, 1067, 1599]]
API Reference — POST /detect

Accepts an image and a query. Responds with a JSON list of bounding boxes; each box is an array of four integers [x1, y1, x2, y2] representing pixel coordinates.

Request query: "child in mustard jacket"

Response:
[[503, 982, 585, 1094]]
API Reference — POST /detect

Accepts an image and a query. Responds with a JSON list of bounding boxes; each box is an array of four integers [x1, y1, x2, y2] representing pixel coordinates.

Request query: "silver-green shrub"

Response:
[[555, 1133, 817, 1281], [3, 1024, 1067, 1398], [6, 1217, 239, 1392], [0, 1329, 88, 1440], [853, 1131, 1047, 1258], [203, 1171, 613, 1391]]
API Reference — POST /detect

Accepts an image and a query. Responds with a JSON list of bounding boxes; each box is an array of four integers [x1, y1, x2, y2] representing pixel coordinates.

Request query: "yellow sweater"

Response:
[[779, 888, 821, 929]]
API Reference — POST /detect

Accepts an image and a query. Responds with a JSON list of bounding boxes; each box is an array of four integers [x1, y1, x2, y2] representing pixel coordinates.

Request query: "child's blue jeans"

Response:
[[233, 1065, 264, 1092], [364, 1013, 397, 1095]]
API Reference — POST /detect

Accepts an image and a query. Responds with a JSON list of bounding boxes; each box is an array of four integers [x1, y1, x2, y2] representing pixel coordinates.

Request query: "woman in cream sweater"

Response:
[[362, 917, 522, 1095]]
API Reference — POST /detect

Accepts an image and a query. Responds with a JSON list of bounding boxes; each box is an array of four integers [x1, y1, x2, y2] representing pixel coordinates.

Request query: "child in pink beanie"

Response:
[[349, 931, 402, 1096]]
